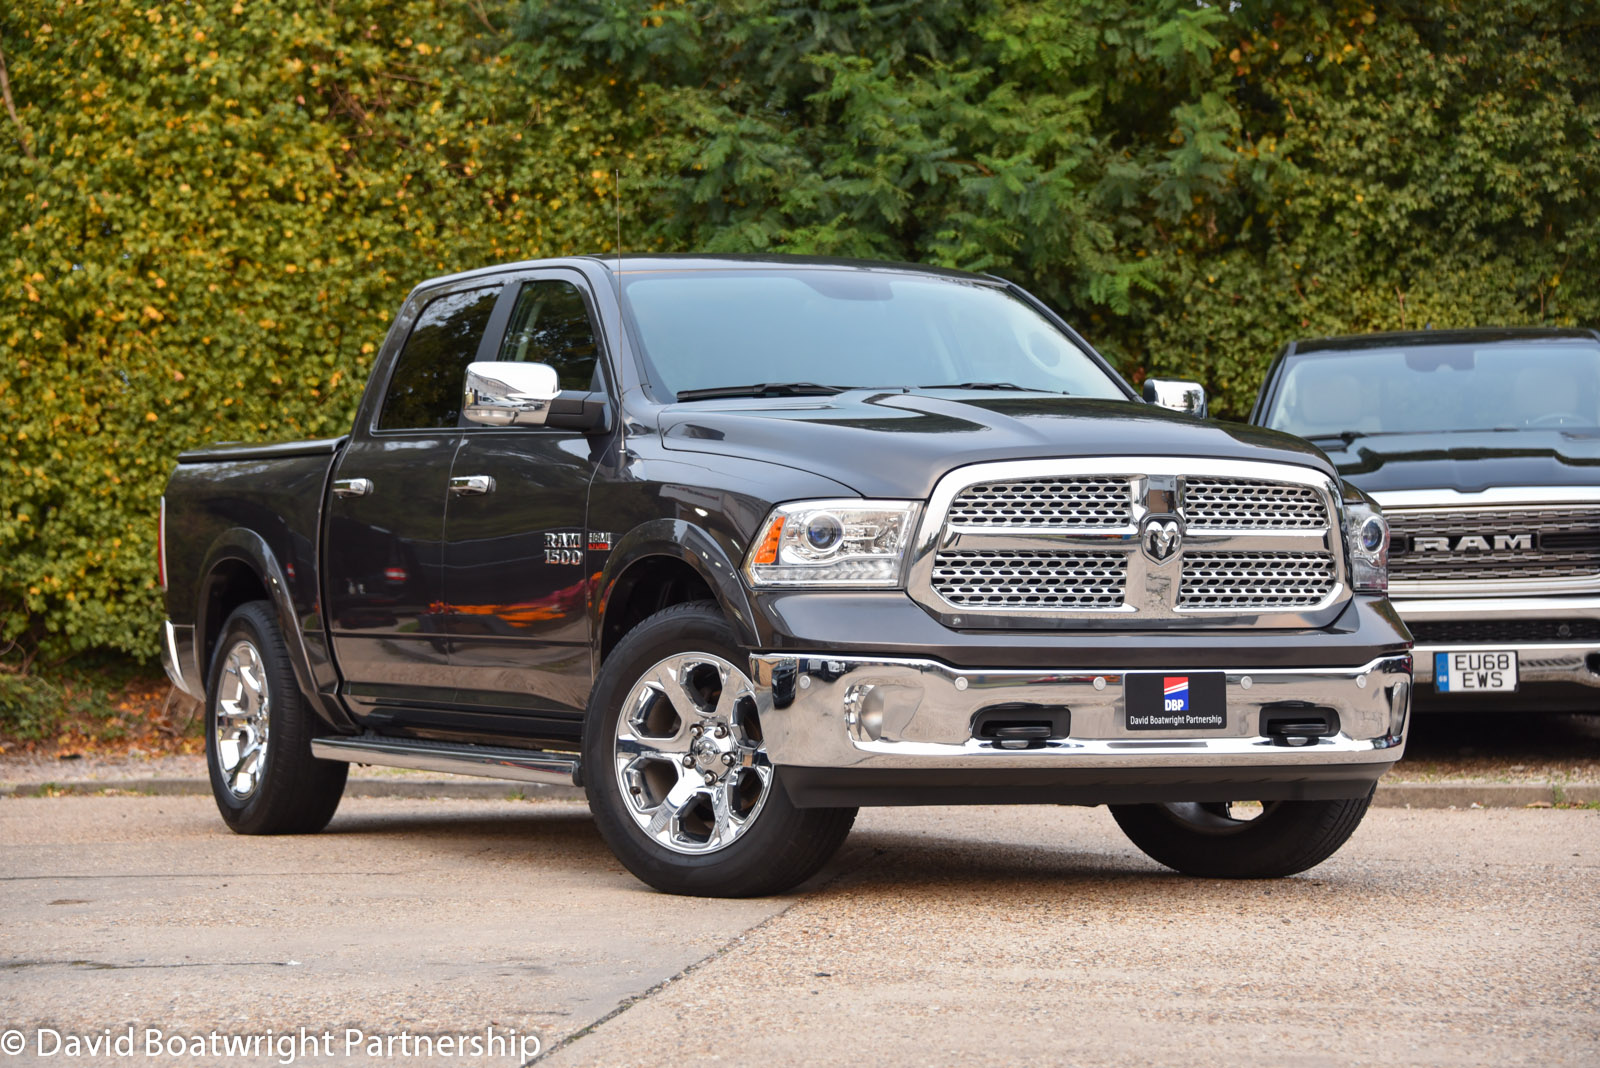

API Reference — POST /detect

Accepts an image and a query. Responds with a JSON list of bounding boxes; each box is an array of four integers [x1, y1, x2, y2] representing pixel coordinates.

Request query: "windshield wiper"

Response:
[[917, 381, 1036, 392], [1306, 431, 1368, 445], [676, 382, 849, 402]]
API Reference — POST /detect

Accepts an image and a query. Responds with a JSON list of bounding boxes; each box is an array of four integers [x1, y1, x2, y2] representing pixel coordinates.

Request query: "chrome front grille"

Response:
[[1388, 506, 1600, 587], [1184, 477, 1329, 530], [913, 457, 1348, 628], [1179, 552, 1338, 608], [932, 550, 1125, 608], [947, 477, 1131, 527]]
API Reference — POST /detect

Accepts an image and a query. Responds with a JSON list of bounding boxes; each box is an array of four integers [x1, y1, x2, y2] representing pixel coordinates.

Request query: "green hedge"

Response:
[[1, 0, 617, 659], [2, 0, 1596, 662]]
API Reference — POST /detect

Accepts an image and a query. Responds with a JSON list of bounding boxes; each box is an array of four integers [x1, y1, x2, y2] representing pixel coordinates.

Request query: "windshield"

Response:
[[1265, 340, 1600, 437], [619, 269, 1127, 401]]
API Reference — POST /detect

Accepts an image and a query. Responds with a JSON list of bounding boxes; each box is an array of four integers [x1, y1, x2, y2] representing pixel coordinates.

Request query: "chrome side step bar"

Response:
[[311, 735, 581, 787]]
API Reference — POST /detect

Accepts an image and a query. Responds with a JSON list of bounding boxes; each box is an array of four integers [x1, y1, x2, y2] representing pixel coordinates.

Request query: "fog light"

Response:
[[1388, 679, 1410, 741]]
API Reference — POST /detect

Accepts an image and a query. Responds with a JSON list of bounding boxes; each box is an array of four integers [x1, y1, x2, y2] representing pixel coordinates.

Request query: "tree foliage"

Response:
[[1, 0, 1596, 663], [513, 0, 1600, 400]]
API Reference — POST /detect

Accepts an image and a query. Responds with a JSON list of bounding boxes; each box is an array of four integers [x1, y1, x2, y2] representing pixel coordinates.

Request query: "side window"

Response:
[[378, 286, 500, 430], [497, 280, 600, 391]]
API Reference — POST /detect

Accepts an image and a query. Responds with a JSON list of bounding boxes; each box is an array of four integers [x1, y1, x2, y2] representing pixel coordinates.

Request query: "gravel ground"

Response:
[[545, 804, 1600, 1068], [2, 795, 1595, 1068]]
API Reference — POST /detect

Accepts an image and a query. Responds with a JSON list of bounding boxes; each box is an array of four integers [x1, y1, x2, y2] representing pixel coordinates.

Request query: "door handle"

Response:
[[332, 478, 374, 498], [449, 475, 496, 497]]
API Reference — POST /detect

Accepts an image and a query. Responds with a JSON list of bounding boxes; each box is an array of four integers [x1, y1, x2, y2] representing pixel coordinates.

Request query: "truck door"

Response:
[[323, 281, 504, 718], [437, 271, 613, 731]]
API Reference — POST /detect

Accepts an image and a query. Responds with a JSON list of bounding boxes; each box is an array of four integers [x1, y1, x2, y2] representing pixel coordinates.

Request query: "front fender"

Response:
[[594, 519, 760, 657]]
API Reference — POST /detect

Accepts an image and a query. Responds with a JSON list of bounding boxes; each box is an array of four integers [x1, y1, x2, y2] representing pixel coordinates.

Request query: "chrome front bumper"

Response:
[[161, 620, 205, 700], [749, 653, 1411, 771], [1397, 595, 1600, 691]]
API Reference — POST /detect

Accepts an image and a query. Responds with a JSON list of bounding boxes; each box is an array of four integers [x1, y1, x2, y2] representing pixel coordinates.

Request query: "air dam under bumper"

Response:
[[750, 654, 1411, 808]]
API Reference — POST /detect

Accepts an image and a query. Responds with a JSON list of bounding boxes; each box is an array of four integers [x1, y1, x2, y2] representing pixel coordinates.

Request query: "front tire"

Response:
[[1109, 790, 1374, 879], [205, 601, 347, 834], [583, 601, 856, 897]]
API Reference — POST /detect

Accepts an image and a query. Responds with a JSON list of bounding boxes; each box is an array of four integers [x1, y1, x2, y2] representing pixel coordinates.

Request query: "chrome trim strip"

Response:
[[1393, 575, 1600, 598], [1374, 487, 1600, 509], [750, 653, 1410, 770], [160, 620, 205, 700], [310, 736, 581, 786], [906, 456, 1349, 629], [1392, 594, 1600, 621], [1412, 642, 1600, 688]]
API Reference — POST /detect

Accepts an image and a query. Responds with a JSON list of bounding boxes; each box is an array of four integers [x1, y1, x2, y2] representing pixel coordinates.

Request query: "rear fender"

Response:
[[197, 530, 356, 733]]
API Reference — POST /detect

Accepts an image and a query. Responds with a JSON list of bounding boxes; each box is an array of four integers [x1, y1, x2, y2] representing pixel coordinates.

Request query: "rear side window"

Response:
[[497, 280, 600, 391], [378, 286, 501, 429]]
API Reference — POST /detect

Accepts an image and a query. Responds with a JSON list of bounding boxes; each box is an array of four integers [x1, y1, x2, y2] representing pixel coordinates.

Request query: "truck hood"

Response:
[[657, 391, 1336, 498], [1316, 429, 1600, 495]]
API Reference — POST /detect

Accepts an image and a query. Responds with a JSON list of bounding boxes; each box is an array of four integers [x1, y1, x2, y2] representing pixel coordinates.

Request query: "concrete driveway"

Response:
[[2, 795, 1596, 1067]]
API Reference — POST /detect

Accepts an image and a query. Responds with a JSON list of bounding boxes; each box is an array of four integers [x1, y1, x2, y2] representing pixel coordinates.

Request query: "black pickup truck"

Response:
[[161, 255, 1412, 896], [1251, 327, 1600, 712]]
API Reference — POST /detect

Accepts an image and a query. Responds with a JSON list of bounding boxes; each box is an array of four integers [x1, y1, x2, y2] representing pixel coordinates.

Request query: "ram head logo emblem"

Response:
[[1141, 515, 1183, 563]]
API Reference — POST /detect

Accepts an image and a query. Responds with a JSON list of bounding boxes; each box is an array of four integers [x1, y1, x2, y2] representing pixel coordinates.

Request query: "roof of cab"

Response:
[[1293, 326, 1599, 355], [412, 253, 993, 293]]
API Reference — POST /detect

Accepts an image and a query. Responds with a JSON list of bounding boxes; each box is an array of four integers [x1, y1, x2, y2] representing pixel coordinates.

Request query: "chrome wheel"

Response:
[[613, 652, 773, 855], [213, 639, 270, 799]]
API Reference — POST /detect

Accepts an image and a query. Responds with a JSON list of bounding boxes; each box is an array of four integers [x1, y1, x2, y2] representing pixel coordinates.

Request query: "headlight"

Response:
[[743, 499, 921, 587], [1342, 491, 1389, 594]]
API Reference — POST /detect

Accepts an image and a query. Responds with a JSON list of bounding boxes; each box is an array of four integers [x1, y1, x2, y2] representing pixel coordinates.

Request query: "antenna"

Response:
[[613, 167, 624, 335], [612, 167, 626, 458]]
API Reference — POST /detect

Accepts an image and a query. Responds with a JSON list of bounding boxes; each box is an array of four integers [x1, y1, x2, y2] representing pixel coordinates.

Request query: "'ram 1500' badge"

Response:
[[545, 531, 612, 565]]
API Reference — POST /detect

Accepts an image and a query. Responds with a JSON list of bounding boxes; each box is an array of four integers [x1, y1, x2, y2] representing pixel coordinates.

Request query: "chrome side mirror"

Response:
[[463, 362, 560, 427], [1142, 378, 1208, 419]]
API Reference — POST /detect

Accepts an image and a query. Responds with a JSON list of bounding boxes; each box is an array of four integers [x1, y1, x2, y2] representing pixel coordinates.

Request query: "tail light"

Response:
[[158, 496, 168, 591]]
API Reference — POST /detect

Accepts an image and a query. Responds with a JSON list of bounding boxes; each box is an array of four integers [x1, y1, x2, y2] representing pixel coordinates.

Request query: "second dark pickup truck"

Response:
[[161, 255, 1412, 896]]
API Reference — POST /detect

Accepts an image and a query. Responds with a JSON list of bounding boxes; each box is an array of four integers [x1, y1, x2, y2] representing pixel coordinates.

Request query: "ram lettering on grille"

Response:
[[1389, 507, 1600, 584]]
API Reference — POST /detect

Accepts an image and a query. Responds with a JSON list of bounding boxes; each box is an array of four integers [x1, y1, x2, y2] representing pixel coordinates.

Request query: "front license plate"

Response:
[[1124, 672, 1227, 731], [1435, 651, 1519, 693]]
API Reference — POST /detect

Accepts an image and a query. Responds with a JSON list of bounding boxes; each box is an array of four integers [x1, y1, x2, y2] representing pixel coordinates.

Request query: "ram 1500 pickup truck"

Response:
[[161, 255, 1412, 896], [1252, 328, 1600, 712]]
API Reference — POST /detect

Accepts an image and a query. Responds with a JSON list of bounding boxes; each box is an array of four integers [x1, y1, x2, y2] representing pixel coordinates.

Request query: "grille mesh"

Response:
[[1409, 618, 1600, 644], [1184, 477, 1329, 529], [947, 477, 1131, 527], [932, 551, 1125, 608], [1389, 507, 1600, 583], [1179, 552, 1337, 609]]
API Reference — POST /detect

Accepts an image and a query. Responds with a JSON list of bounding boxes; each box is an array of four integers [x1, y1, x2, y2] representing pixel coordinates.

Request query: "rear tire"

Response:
[[1109, 790, 1374, 878], [583, 601, 856, 897], [205, 601, 347, 835]]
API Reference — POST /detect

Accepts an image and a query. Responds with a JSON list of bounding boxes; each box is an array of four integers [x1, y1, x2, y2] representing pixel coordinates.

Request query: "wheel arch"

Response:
[[196, 529, 354, 732], [594, 520, 761, 668]]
